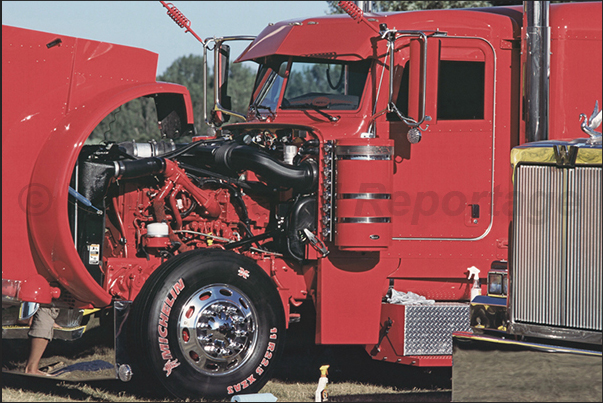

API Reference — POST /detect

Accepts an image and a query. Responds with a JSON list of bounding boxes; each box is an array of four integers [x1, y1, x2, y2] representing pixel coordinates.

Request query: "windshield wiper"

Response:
[[249, 104, 276, 121], [249, 102, 263, 120], [282, 103, 339, 122], [258, 105, 276, 119]]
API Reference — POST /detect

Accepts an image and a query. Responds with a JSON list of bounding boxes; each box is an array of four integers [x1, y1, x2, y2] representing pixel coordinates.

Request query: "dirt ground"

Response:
[[2, 310, 452, 402], [6, 308, 600, 402], [2, 315, 116, 381], [452, 338, 603, 402]]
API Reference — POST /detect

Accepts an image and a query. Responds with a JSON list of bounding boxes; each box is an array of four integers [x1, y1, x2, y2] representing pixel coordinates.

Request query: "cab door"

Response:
[[389, 37, 496, 240]]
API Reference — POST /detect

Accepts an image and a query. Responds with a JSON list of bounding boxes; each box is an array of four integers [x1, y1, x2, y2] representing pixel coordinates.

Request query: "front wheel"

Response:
[[129, 249, 286, 399]]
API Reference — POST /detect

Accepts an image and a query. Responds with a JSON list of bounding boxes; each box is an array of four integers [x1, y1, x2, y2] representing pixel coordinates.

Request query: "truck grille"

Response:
[[511, 165, 601, 333]]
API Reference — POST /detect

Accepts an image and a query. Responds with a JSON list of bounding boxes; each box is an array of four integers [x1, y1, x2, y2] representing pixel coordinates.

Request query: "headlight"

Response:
[[487, 271, 507, 297]]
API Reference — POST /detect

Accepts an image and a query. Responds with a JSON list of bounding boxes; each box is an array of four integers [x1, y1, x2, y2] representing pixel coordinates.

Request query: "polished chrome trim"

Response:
[[387, 30, 429, 128], [509, 165, 602, 338], [335, 145, 394, 156], [337, 155, 391, 160], [177, 283, 259, 375], [17, 302, 40, 321], [113, 161, 122, 179], [339, 217, 391, 223], [339, 193, 391, 199], [322, 140, 336, 242], [509, 322, 602, 345], [524, 1, 550, 143], [203, 36, 256, 126], [335, 144, 394, 160]]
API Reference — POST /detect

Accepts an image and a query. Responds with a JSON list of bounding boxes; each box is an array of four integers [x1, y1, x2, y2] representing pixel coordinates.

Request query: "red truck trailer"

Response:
[[2, 1, 601, 399]]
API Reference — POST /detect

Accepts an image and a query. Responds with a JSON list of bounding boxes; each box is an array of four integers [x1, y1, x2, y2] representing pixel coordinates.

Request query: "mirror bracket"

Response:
[[379, 25, 433, 129], [203, 36, 255, 128]]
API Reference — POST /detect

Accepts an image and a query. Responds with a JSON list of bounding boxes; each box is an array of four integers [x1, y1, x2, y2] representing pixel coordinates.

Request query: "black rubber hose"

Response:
[[112, 142, 318, 193], [177, 162, 271, 193], [114, 157, 165, 179], [215, 143, 317, 192]]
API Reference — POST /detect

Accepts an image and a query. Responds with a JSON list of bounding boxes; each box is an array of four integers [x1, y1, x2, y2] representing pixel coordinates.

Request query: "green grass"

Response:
[[2, 340, 451, 402], [2, 310, 451, 402], [2, 378, 450, 402]]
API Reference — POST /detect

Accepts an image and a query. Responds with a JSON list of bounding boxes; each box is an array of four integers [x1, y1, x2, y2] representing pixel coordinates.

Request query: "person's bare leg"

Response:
[[25, 337, 49, 375]]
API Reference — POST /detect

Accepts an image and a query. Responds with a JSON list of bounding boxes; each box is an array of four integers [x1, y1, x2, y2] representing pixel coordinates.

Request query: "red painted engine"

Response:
[[71, 136, 317, 303]]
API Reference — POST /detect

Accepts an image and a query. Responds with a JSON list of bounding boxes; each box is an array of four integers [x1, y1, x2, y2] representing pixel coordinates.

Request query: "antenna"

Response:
[[159, 1, 205, 45]]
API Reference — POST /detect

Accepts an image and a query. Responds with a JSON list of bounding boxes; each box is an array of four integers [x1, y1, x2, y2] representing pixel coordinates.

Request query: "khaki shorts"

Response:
[[28, 307, 60, 341]]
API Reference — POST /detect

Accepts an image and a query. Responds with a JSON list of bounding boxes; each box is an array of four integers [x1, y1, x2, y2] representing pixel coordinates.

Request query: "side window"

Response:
[[437, 60, 484, 120]]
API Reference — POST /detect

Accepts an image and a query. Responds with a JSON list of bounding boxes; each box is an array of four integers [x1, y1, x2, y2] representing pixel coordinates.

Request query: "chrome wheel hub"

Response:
[[177, 284, 257, 375]]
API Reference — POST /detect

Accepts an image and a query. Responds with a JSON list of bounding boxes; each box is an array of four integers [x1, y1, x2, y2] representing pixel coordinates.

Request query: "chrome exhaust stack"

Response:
[[524, 1, 550, 143]]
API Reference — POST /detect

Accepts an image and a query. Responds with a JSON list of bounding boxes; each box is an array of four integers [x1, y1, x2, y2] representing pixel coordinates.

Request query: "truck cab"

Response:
[[2, 1, 601, 400]]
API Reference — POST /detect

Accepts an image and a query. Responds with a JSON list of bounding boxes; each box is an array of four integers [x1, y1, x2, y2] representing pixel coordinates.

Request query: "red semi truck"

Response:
[[2, 1, 601, 399]]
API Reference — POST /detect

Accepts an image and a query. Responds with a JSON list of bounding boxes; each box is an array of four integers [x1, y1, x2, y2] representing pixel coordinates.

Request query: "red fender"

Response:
[[3, 25, 194, 306], [28, 84, 194, 307]]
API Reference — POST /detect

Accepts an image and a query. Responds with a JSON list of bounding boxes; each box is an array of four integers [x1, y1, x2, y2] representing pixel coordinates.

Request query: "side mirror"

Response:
[[203, 36, 255, 130], [382, 26, 431, 132], [215, 43, 231, 125]]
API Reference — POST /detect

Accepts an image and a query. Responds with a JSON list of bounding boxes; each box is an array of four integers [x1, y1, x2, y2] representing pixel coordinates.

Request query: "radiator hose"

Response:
[[214, 143, 317, 192], [110, 143, 318, 192], [113, 157, 165, 180]]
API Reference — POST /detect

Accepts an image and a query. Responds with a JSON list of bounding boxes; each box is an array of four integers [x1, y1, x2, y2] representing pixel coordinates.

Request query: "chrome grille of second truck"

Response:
[[512, 165, 602, 332]]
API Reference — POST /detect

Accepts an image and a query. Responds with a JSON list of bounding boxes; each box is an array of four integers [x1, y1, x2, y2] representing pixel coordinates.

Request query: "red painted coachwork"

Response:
[[232, 2, 601, 346], [544, 2, 602, 141], [2, 1, 601, 366], [2, 25, 194, 306]]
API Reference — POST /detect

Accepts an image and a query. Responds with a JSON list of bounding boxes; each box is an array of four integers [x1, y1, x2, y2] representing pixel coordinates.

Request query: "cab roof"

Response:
[[235, 6, 524, 63]]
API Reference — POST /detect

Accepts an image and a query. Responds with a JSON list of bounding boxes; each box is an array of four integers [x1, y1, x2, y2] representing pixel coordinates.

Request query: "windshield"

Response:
[[249, 58, 370, 115], [282, 59, 370, 110], [250, 59, 287, 115]]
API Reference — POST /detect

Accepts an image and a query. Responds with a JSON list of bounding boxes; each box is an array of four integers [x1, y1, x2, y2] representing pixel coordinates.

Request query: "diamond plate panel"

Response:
[[404, 303, 470, 355]]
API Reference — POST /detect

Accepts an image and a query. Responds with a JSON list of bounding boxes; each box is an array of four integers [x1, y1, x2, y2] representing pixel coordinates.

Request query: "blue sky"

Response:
[[2, 1, 330, 75]]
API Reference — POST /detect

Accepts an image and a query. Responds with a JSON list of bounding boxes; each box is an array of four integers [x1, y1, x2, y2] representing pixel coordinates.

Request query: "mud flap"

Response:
[[114, 300, 133, 381]]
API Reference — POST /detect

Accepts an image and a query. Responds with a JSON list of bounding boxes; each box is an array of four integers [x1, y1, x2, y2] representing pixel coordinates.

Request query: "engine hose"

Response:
[[196, 178, 254, 239], [215, 143, 318, 192], [152, 191, 190, 253], [180, 198, 198, 219], [113, 157, 165, 179], [223, 230, 282, 251], [168, 184, 184, 230], [161, 138, 225, 159], [111, 141, 317, 210], [177, 162, 270, 193], [112, 139, 317, 193]]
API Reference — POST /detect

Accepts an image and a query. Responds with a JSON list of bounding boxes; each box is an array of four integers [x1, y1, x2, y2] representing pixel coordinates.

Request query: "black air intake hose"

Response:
[[77, 157, 166, 203], [214, 143, 317, 192], [113, 157, 165, 180]]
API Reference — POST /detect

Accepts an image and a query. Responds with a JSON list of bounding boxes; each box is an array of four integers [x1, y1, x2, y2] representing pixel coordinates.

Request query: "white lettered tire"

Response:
[[129, 249, 286, 399]]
